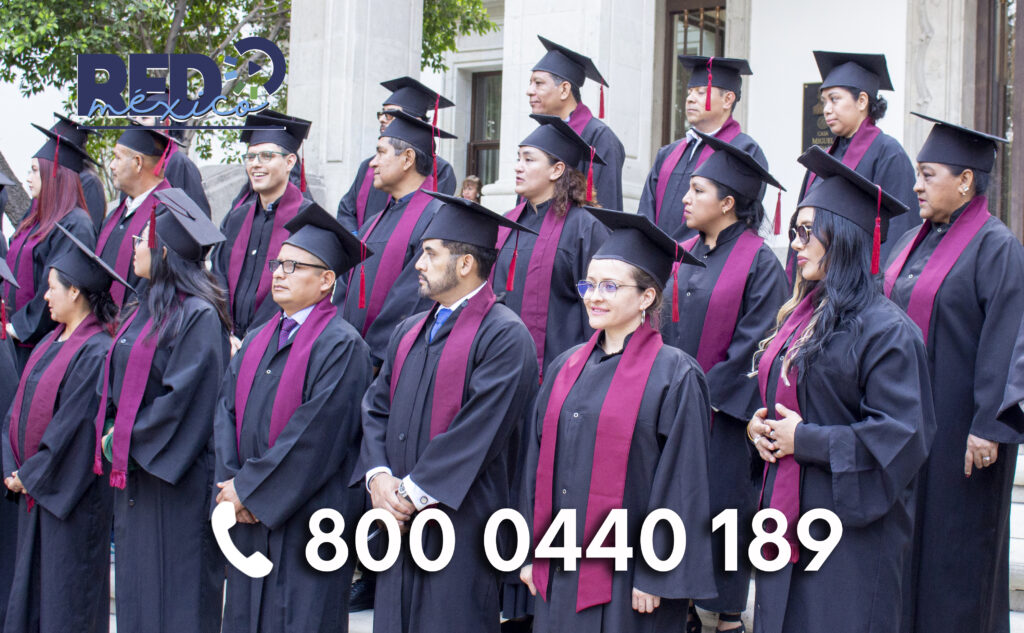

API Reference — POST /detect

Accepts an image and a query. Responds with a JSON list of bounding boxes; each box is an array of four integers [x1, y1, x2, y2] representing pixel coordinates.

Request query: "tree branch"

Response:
[[165, 0, 190, 54]]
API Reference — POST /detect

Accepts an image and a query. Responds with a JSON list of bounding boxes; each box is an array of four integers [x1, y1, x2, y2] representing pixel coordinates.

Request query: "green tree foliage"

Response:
[[422, 0, 497, 71]]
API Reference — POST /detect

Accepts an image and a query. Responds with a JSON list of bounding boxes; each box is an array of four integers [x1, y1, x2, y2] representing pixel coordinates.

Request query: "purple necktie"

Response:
[[278, 317, 298, 350]]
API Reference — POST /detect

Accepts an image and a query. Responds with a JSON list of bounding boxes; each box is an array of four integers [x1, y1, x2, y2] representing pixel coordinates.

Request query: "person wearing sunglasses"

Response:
[[99, 189, 231, 633], [215, 204, 373, 633], [336, 77, 458, 235], [211, 110, 316, 345], [666, 132, 788, 633], [886, 115, 1024, 633], [747, 147, 934, 633], [520, 208, 716, 633]]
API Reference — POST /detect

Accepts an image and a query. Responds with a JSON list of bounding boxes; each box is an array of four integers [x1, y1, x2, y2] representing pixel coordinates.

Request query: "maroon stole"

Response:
[[7, 206, 40, 309], [883, 195, 990, 343], [92, 308, 159, 488], [234, 296, 337, 452], [96, 179, 171, 305], [532, 323, 663, 611], [354, 189, 435, 337], [9, 315, 103, 509], [681, 230, 764, 372], [803, 119, 881, 194], [756, 294, 816, 564], [389, 285, 497, 439], [655, 117, 742, 224], [566, 103, 594, 137], [494, 201, 567, 375], [227, 182, 305, 315], [355, 163, 377, 228]]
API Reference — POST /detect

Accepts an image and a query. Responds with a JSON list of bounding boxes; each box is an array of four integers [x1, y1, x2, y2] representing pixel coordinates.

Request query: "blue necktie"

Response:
[[428, 307, 452, 343]]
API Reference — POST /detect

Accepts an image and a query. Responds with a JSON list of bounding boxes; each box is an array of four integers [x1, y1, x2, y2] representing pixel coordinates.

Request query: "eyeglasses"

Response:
[[576, 280, 641, 298], [131, 234, 147, 248], [268, 259, 329, 275], [376, 110, 398, 121], [243, 151, 290, 164], [789, 224, 815, 245]]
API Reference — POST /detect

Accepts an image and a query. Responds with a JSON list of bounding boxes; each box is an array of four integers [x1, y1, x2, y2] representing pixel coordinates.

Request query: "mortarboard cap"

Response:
[[693, 130, 784, 199], [381, 77, 454, 119], [51, 113, 96, 148], [679, 55, 752, 99], [421, 191, 538, 250], [532, 36, 608, 88], [379, 109, 457, 158], [152, 188, 225, 261], [32, 124, 94, 174], [51, 224, 132, 294], [912, 111, 1007, 173], [520, 114, 605, 168], [116, 126, 171, 157], [283, 203, 373, 275], [0, 258, 18, 290], [239, 110, 312, 154], [813, 51, 893, 96], [0, 172, 17, 191]]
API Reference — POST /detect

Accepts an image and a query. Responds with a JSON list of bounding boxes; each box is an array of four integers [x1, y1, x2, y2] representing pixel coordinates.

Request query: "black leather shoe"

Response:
[[348, 576, 376, 612]]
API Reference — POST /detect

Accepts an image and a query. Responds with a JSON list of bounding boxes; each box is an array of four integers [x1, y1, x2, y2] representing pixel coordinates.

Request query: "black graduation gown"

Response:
[[227, 163, 314, 212], [211, 193, 317, 338], [163, 149, 211, 217], [753, 295, 935, 633], [490, 200, 610, 373], [2, 331, 112, 633], [577, 116, 625, 210], [6, 209, 96, 366], [79, 169, 108, 229], [97, 187, 166, 307], [215, 312, 373, 633], [661, 222, 787, 613], [523, 340, 717, 633], [103, 296, 228, 633], [337, 155, 457, 233], [355, 299, 539, 633], [638, 132, 766, 242], [885, 208, 1024, 633], [338, 193, 443, 365], [0, 337, 22, 625]]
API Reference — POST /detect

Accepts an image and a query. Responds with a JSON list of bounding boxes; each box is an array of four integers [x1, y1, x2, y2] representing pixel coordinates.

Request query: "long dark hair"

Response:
[[757, 208, 876, 375], [542, 150, 597, 216], [19, 157, 86, 240], [54, 269, 118, 329], [138, 238, 232, 341]]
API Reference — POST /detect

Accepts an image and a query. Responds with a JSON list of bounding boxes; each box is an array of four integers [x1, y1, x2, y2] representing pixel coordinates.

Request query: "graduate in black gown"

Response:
[[215, 204, 374, 633], [355, 192, 539, 633], [785, 52, 919, 282], [97, 189, 230, 633], [639, 57, 768, 242], [339, 111, 455, 366], [663, 131, 787, 632], [882, 115, 1024, 633], [211, 111, 317, 342], [747, 147, 935, 633], [2, 226, 127, 633], [48, 113, 107, 229], [337, 76, 457, 234], [520, 209, 715, 633], [0, 261, 23, 627], [528, 36, 625, 209], [5, 126, 97, 368], [491, 114, 610, 376]]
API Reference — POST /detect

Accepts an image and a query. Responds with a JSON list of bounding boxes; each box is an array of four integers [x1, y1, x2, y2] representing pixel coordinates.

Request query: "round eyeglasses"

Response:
[[576, 280, 641, 298]]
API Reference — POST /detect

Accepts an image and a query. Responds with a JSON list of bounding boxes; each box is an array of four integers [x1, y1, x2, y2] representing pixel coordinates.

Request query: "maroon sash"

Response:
[[92, 309, 159, 488], [234, 296, 337, 452], [655, 117, 742, 224], [356, 189, 435, 337], [804, 119, 881, 194], [682, 230, 764, 372], [756, 294, 816, 564], [390, 285, 496, 439], [7, 219, 41, 309], [532, 323, 663, 611], [883, 195, 990, 343], [566, 103, 594, 137], [355, 163, 377, 228], [96, 180, 171, 305], [227, 181, 304, 316]]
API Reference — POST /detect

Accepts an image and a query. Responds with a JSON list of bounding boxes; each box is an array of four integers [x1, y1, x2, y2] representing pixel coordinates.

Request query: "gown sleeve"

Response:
[[352, 320, 410, 485], [336, 159, 369, 234], [636, 145, 668, 223]]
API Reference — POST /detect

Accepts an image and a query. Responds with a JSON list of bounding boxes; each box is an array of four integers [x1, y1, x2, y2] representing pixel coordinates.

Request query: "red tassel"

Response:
[[587, 146, 595, 202], [1, 300, 7, 340], [705, 57, 714, 111], [300, 155, 307, 193], [25, 497, 34, 513], [774, 190, 782, 235], [358, 266, 366, 309], [871, 185, 882, 275], [52, 135, 61, 177], [506, 232, 519, 292], [148, 206, 157, 249], [599, 84, 605, 119], [432, 94, 440, 192], [672, 260, 681, 323], [110, 470, 127, 490], [153, 137, 171, 177]]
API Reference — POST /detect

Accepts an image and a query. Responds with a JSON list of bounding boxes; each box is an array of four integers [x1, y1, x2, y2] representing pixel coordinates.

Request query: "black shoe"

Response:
[[349, 577, 376, 612], [716, 612, 746, 632], [687, 603, 703, 633]]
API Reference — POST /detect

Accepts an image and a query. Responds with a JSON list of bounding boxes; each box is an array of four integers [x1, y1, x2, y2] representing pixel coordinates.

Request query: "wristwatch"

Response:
[[396, 482, 413, 505]]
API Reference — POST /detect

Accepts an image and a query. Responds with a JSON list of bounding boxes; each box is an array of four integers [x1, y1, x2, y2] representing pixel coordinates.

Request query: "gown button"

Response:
[[908, 273, 914, 279], [265, 369, 272, 374], [561, 488, 567, 495], [251, 249, 257, 256], [128, 499, 135, 507], [398, 433, 406, 441], [686, 291, 692, 296], [572, 412, 579, 418]]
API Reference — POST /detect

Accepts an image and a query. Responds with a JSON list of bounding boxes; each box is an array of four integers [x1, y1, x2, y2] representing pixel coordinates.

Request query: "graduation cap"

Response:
[[380, 110, 457, 191], [0, 172, 15, 190], [912, 112, 1008, 173], [381, 76, 454, 119], [239, 110, 313, 191], [51, 113, 96, 148], [116, 124, 179, 179], [797, 145, 909, 274], [31, 124, 93, 176], [678, 56, 752, 111], [51, 224, 132, 294], [585, 207, 704, 323], [152, 188, 225, 261], [532, 36, 608, 117], [813, 51, 893, 96], [283, 202, 373, 275], [520, 114, 605, 200], [691, 129, 787, 234]]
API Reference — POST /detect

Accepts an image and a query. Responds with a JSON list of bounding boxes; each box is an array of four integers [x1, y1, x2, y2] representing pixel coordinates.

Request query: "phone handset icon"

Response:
[[212, 501, 273, 578]]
